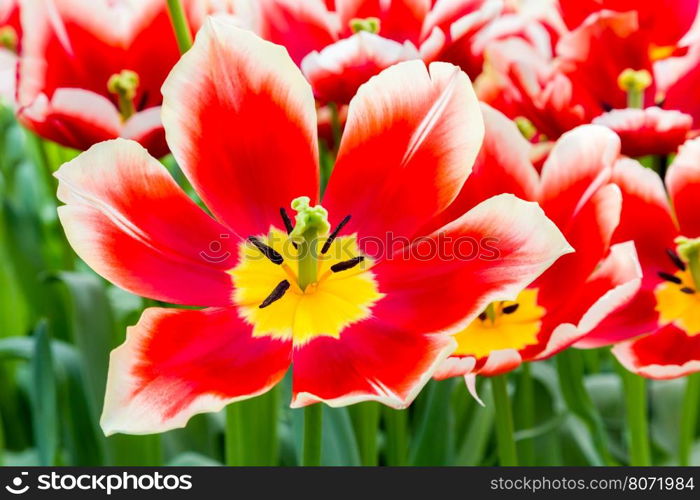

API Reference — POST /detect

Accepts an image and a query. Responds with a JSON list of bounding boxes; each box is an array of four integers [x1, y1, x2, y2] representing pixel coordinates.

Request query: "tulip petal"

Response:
[[610, 158, 678, 270], [336, 0, 430, 44], [121, 107, 168, 159], [301, 32, 420, 104], [162, 18, 320, 237], [612, 325, 700, 380], [580, 159, 678, 347], [323, 60, 483, 243], [101, 307, 291, 435], [592, 107, 692, 157], [539, 241, 642, 354], [424, 102, 539, 233], [291, 317, 456, 408], [55, 139, 236, 307], [666, 138, 700, 237], [373, 193, 573, 336], [255, 0, 338, 65], [538, 125, 620, 230], [18, 89, 122, 150]]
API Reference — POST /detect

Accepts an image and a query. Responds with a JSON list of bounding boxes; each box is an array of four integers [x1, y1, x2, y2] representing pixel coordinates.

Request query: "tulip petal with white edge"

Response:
[[579, 159, 678, 347], [55, 139, 237, 307], [541, 241, 642, 355], [162, 18, 320, 238], [666, 137, 700, 237], [424, 102, 539, 233], [301, 32, 420, 104], [612, 325, 700, 380], [323, 60, 484, 244], [592, 107, 692, 157], [255, 0, 339, 65], [101, 307, 291, 435], [373, 194, 573, 336]]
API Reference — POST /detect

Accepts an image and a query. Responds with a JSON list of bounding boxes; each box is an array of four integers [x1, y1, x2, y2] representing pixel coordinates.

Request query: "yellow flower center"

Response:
[[230, 228, 384, 346], [452, 289, 545, 359], [654, 270, 700, 336]]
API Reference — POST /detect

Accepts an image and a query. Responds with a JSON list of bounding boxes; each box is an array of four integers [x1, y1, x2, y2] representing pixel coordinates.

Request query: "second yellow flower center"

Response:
[[452, 289, 545, 359]]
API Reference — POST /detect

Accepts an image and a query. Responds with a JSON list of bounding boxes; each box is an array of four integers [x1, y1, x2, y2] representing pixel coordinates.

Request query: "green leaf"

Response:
[[409, 379, 454, 465], [167, 452, 221, 466], [30, 321, 58, 465]]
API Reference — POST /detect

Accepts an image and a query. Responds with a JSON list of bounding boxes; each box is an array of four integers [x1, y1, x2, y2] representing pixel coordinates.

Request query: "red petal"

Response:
[[373, 194, 572, 336], [592, 107, 692, 157], [538, 241, 642, 355], [559, 0, 698, 47], [255, 0, 338, 65], [292, 316, 454, 408], [101, 307, 291, 434], [610, 158, 678, 271], [659, 40, 700, 128], [323, 60, 483, 244], [336, 0, 430, 44], [556, 11, 655, 111], [301, 32, 420, 104], [18, 89, 121, 150], [55, 139, 236, 307], [121, 107, 169, 159], [536, 183, 622, 312], [612, 325, 700, 380], [579, 159, 679, 347], [162, 18, 320, 237], [17, 0, 179, 108], [666, 138, 700, 237], [538, 125, 620, 231], [534, 126, 621, 303], [423, 103, 539, 234]]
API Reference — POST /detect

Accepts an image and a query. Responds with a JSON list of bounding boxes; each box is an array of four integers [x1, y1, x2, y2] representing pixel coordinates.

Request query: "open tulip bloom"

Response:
[[15, 0, 211, 157], [579, 138, 700, 379], [251, 0, 503, 104], [52, 18, 574, 435], [431, 105, 642, 387]]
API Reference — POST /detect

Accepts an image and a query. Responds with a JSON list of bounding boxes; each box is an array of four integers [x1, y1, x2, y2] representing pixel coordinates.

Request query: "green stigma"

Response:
[[515, 116, 537, 140], [107, 69, 140, 120], [617, 68, 652, 109], [676, 237, 700, 289], [349, 17, 381, 34], [0, 26, 18, 52], [289, 196, 330, 241], [289, 197, 330, 290]]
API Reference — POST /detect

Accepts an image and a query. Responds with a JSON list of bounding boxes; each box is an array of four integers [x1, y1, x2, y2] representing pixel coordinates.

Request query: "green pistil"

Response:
[[290, 197, 330, 290], [0, 26, 17, 52], [515, 117, 537, 140], [676, 237, 700, 290], [485, 303, 497, 325], [617, 68, 652, 109], [349, 17, 381, 34], [107, 70, 140, 121]]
